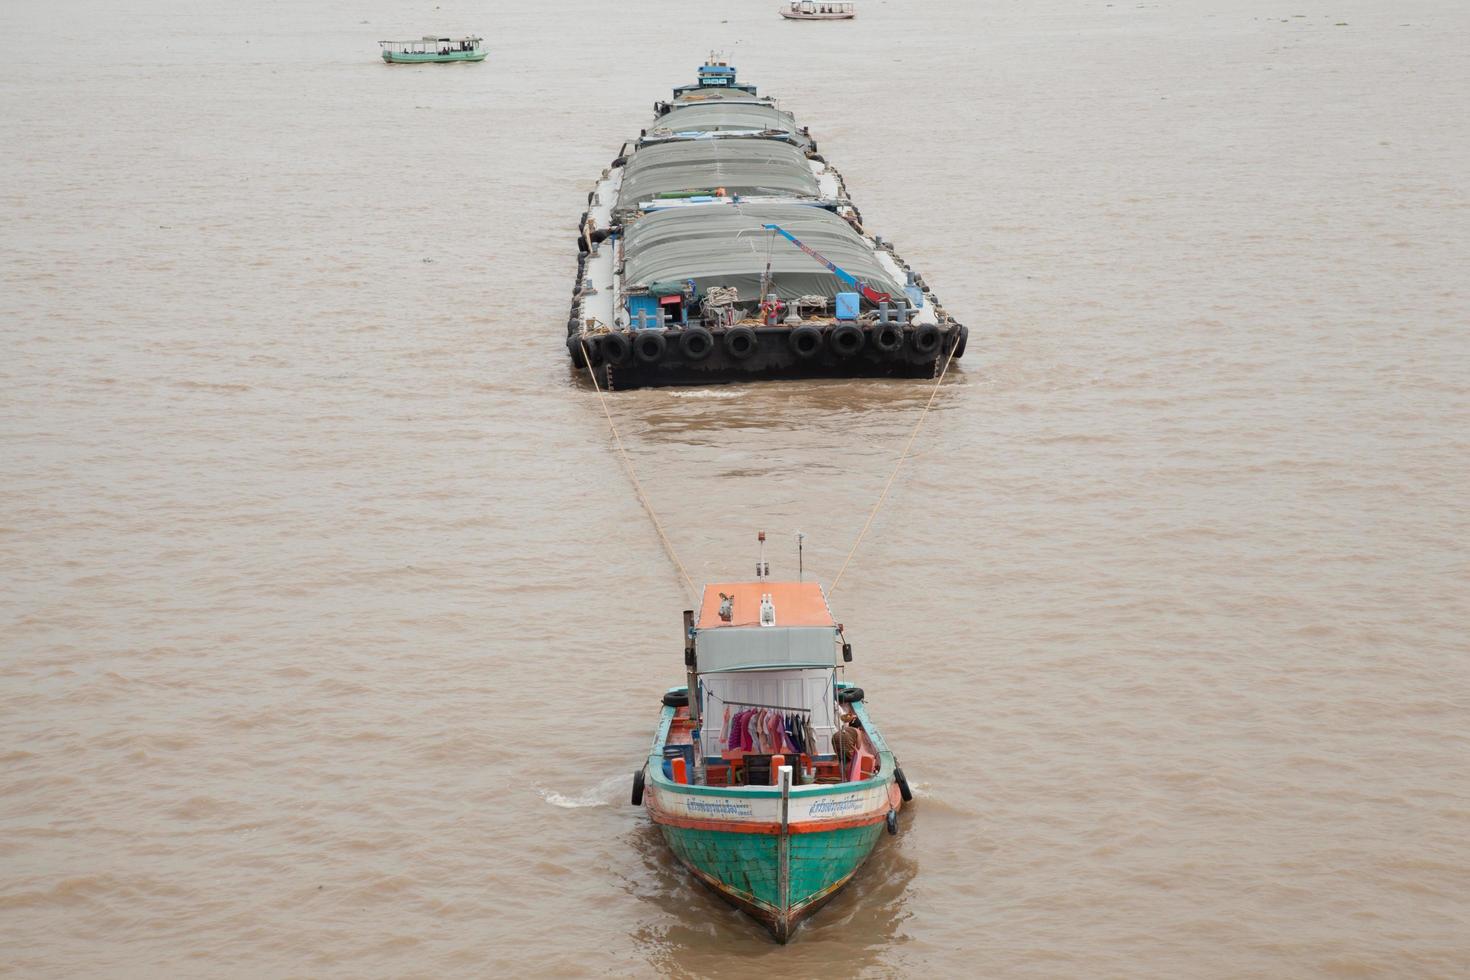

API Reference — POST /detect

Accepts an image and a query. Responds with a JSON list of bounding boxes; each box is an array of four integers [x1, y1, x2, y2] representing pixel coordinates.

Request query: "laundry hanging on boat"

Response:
[[720, 705, 809, 754]]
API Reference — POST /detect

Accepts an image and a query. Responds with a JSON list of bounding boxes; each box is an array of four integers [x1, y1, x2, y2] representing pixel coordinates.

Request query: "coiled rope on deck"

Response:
[[828, 340, 961, 598], [579, 340, 699, 601]]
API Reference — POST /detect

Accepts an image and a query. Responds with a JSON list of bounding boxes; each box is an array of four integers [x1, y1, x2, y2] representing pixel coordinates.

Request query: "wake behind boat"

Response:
[[631, 536, 913, 942]]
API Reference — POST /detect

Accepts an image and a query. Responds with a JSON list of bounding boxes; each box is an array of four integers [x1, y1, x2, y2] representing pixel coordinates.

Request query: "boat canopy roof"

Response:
[[698, 581, 835, 629], [696, 627, 838, 673], [622, 204, 906, 303], [694, 582, 837, 674], [615, 141, 820, 216], [646, 103, 806, 146], [380, 35, 481, 44]]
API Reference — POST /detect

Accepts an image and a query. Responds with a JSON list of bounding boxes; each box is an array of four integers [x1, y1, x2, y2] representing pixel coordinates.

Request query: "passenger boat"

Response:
[[780, 1, 857, 20], [568, 58, 967, 389], [631, 537, 913, 942], [378, 36, 486, 63]]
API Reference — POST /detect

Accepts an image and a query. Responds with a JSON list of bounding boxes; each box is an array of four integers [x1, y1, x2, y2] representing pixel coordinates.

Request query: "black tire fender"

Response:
[[631, 769, 645, 806], [789, 324, 822, 359], [633, 330, 667, 365], [837, 687, 864, 704], [951, 324, 969, 360], [830, 322, 864, 357], [601, 331, 632, 366], [724, 326, 758, 360], [567, 335, 588, 368], [886, 809, 898, 835], [894, 766, 913, 803], [661, 689, 688, 708], [870, 323, 903, 354], [912, 323, 942, 356], [679, 326, 715, 361]]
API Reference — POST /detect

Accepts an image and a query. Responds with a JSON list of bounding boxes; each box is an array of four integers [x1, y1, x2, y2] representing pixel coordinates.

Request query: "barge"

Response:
[[568, 58, 967, 389], [631, 541, 912, 942]]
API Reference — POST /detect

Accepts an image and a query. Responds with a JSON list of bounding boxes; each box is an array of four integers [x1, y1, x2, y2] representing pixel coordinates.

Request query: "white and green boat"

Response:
[[379, 36, 485, 64], [631, 542, 913, 942]]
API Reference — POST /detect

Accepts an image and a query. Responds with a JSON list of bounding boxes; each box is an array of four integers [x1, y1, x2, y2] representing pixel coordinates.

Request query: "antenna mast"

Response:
[[756, 531, 769, 581], [796, 531, 805, 581]]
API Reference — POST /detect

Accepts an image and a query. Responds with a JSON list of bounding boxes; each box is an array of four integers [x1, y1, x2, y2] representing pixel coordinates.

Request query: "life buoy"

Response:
[[912, 324, 941, 356], [789, 324, 822, 359], [601, 331, 632, 366], [830, 322, 863, 357], [679, 326, 714, 360], [724, 326, 758, 360], [634, 330, 667, 364], [631, 769, 645, 806], [661, 689, 689, 707]]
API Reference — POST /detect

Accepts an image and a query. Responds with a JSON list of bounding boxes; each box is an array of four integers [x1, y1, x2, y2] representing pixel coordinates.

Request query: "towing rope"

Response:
[[828, 338, 960, 598], [579, 340, 700, 601]]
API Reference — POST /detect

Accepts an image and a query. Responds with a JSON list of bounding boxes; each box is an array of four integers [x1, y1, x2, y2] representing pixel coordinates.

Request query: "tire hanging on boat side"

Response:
[[602, 331, 632, 366], [724, 326, 758, 360], [679, 326, 715, 361], [789, 325, 822, 359], [912, 323, 942, 356], [830, 323, 864, 358], [634, 331, 667, 365]]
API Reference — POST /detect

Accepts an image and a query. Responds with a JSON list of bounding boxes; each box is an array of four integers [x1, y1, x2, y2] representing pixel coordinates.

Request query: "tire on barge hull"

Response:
[[583, 324, 963, 389]]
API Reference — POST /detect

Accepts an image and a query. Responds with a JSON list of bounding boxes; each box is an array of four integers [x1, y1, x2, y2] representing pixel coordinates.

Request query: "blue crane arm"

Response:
[[761, 223, 891, 304]]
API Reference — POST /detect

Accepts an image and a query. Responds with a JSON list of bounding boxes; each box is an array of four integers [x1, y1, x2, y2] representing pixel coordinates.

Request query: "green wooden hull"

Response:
[[658, 820, 885, 940], [642, 688, 904, 942], [380, 50, 486, 64]]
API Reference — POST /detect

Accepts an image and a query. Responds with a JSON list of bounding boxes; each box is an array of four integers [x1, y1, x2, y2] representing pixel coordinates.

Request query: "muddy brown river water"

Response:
[[3, 0, 1468, 975]]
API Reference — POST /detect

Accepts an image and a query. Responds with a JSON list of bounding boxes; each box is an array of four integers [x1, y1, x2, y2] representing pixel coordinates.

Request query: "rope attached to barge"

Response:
[[828, 340, 961, 598], [579, 339, 700, 601]]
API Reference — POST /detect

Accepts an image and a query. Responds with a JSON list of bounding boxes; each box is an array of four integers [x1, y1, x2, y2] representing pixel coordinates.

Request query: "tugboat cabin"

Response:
[[665, 581, 880, 788], [671, 56, 760, 100]]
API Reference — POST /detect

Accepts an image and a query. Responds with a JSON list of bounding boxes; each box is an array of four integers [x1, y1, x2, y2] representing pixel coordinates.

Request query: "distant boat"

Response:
[[379, 36, 486, 63], [779, 1, 856, 20]]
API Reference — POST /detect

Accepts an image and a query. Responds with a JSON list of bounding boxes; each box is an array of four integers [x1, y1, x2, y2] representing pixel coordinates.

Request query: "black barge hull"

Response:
[[568, 323, 966, 390]]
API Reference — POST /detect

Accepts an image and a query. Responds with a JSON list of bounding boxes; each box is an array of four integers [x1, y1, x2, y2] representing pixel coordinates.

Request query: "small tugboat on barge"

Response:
[[569, 58, 967, 389], [632, 535, 912, 942]]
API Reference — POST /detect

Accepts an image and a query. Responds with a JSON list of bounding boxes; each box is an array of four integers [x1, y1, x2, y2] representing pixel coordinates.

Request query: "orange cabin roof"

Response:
[[697, 581, 835, 629]]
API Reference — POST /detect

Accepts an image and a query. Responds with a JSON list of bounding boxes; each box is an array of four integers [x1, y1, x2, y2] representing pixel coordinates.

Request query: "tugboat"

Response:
[[378, 36, 486, 63], [780, 1, 857, 20], [632, 534, 913, 943], [568, 58, 967, 389]]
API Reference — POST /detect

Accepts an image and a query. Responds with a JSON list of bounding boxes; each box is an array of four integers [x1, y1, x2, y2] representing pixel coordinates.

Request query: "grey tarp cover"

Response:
[[615, 141, 820, 216], [621, 204, 906, 303], [645, 103, 806, 147]]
